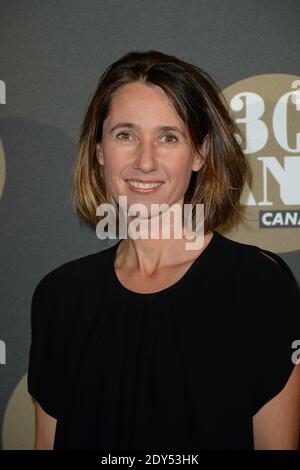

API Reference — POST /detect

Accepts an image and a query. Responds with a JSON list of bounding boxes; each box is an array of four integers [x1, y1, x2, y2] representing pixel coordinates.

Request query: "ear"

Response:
[[96, 143, 104, 166], [192, 134, 210, 172]]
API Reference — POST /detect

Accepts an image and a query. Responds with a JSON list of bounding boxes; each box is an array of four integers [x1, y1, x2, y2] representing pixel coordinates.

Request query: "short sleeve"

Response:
[[27, 273, 66, 418], [242, 248, 300, 416]]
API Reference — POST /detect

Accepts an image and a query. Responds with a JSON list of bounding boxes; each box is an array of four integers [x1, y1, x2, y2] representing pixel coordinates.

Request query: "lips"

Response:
[[125, 179, 164, 183], [125, 179, 164, 194]]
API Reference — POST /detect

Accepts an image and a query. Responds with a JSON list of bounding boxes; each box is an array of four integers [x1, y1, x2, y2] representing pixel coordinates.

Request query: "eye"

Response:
[[116, 132, 133, 140], [161, 134, 178, 143]]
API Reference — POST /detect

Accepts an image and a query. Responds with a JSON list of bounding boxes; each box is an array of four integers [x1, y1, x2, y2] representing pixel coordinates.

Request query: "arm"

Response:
[[253, 363, 300, 450], [33, 400, 57, 450], [250, 251, 300, 448]]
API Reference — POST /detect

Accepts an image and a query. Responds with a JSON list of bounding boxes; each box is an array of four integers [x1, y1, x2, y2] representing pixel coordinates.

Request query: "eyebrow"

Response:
[[108, 122, 186, 137]]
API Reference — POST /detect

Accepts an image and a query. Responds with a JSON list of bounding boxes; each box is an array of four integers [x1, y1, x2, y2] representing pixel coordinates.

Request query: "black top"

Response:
[[27, 230, 300, 450]]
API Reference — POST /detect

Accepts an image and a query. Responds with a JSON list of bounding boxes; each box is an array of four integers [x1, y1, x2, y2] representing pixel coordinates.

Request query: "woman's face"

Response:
[[96, 81, 209, 220]]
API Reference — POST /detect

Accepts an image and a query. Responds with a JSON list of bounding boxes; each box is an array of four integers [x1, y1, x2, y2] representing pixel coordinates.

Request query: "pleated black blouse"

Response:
[[27, 230, 300, 449]]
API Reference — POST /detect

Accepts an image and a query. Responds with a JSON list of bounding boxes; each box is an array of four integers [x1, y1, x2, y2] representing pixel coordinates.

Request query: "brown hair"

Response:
[[72, 50, 248, 235]]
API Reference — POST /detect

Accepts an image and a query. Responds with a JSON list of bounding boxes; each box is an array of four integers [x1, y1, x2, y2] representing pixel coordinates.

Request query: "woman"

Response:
[[27, 50, 300, 450]]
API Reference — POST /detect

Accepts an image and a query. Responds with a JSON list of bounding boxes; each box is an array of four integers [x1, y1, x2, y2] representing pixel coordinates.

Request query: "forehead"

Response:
[[106, 81, 184, 125]]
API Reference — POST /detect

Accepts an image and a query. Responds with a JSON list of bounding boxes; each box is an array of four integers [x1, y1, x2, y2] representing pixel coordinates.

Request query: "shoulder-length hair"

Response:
[[72, 50, 248, 235]]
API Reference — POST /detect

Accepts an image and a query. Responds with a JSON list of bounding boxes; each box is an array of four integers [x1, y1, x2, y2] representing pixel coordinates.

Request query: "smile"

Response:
[[126, 180, 164, 193]]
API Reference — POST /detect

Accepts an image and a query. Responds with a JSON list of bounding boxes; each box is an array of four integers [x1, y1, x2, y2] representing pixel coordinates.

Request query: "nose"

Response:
[[132, 139, 158, 173]]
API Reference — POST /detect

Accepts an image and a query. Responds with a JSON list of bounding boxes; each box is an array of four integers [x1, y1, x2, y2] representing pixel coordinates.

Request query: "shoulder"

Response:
[[30, 242, 118, 344], [214, 234, 300, 416], [31, 242, 118, 322], [32, 243, 117, 303], [215, 233, 300, 347], [28, 242, 119, 418], [215, 231, 298, 288]]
